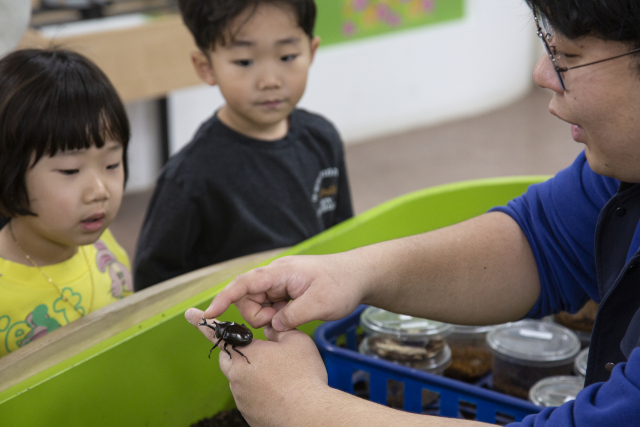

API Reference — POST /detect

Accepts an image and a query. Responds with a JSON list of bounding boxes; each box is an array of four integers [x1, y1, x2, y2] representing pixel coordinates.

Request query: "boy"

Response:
[[133, 0, 353, 290]]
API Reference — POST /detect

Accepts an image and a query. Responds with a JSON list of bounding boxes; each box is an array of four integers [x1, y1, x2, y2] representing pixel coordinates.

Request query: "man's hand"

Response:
[[204, 254, 365, 331], [185, 307, 329, 427]]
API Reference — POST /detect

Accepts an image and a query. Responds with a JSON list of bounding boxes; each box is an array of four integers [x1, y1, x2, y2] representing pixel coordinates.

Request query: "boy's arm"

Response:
[[133, 177, 205, 290]]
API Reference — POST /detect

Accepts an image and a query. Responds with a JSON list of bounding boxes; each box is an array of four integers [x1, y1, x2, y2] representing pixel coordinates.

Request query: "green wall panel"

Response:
[[316, 0, 464, 46]]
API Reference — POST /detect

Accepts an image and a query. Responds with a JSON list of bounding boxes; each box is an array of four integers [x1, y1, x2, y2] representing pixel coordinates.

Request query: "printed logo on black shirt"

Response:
[[312, 168, 339, 217]]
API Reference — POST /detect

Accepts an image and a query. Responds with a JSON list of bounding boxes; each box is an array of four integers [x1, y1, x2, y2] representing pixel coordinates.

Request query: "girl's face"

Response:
[[15, 141, 124, 259]]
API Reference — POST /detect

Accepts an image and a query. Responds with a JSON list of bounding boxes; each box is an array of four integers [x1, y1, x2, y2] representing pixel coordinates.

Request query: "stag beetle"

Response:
[[199, 318, 253, 364]]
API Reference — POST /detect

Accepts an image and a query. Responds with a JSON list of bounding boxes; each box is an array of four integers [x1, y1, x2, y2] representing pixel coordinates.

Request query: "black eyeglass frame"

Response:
[[533, 10, 640, 91]]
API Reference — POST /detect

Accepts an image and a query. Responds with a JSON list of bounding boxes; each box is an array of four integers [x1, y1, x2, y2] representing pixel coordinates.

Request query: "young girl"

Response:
[[0, 48, 134, 358]]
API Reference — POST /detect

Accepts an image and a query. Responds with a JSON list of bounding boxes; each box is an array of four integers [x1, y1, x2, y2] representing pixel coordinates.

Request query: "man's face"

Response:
[[193, 3, 319, 140], [533, 33, 640, 182]]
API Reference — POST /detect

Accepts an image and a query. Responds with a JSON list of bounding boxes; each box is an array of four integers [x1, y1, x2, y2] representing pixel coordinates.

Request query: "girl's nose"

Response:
[[533, 54, 564, 93], [84, 173, 109, 203]]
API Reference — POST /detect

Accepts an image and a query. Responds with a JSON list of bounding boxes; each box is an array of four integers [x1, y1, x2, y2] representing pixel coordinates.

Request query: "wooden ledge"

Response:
[[0, 247, 286, 392]]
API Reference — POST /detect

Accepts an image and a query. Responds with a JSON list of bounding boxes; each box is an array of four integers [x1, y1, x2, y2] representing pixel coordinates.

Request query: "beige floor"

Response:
[[111, 86, 584, 262]]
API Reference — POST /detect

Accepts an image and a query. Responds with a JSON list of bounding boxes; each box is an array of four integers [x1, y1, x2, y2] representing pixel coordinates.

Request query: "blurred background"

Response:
[[15, 0, 583, 260]]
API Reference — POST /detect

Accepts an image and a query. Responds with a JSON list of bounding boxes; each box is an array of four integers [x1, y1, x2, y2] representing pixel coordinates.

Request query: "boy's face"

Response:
[[533, 33, 640, 182], [14, 141, 124, 260], [191, 3, 320, 140]]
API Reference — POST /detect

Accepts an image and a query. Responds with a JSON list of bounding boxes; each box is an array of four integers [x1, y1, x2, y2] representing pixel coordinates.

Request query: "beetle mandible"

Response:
[[199, 318, 253, 364]]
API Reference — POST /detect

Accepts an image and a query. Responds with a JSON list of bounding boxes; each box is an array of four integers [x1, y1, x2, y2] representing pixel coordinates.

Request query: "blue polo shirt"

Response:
[[491, 151, 640, 426]]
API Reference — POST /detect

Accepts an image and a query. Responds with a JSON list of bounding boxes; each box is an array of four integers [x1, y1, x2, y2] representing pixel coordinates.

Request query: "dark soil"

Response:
[[444, 345, 492, 383], [492, 359, 574, 400], [191, 409, 249, 427], [368, 337, 445, 364], [554, 300, 598, 333]]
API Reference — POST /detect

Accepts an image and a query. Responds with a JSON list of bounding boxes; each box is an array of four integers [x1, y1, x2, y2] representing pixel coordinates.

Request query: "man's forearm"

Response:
[[349, 212, 541, 325]]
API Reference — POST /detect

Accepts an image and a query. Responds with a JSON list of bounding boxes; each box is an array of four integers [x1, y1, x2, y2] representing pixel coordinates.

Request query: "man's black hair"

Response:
[[526, 0, 640, 46], [0, 48, 130, 217], [178, 0, 316, 52]]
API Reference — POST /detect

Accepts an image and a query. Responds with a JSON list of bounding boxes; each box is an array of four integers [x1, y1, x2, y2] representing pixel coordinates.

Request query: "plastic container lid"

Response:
[[486, 320, 581, 367], [529, 376, 584, 407], [359, 307, 453, 341], [451, 324, 496, 335], [574, 347, 589, 378], [543, 315, 592, 347]]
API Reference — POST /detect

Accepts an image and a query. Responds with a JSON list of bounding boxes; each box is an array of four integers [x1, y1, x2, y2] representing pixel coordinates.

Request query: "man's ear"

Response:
[[191, 51, 216, 86], [309, 36, 320, 63]]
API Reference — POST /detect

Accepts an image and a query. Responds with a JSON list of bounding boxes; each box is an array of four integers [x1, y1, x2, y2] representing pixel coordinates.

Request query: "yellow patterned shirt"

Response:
[[0, 229, 133, 358]]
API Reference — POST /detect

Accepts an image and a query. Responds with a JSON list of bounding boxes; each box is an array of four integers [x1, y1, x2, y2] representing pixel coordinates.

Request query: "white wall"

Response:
[[127, 0, 540, 191], [124, 100, 162, 192]]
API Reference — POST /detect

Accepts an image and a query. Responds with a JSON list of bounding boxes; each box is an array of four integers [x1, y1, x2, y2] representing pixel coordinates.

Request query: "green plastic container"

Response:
[[0, 176, 546, 426]]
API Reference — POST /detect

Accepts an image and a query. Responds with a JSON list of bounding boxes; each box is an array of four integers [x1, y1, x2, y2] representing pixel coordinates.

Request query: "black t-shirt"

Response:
[[133, 109, 353, 290]]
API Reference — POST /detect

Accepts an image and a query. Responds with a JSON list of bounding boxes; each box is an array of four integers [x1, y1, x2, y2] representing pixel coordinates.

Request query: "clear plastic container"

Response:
[[358, 307, 453, 373], [444, 325, 495, 382], [529, 376, 584, 407], [487, 320, 581, 400], [357, 307, 454, 408], [573, 347, 589, 379]]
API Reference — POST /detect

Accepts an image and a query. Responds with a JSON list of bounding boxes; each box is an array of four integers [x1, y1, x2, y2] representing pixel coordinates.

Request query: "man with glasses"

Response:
[[186, 1, 640, 425]]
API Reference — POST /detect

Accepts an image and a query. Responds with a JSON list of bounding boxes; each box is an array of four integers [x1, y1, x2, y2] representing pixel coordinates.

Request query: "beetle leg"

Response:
[[198, 317, 217, 331], [232, 346, 251, 364], [222, 342, 233, 359], [208, 337, 224, 359], [198, 317, 218, 331]]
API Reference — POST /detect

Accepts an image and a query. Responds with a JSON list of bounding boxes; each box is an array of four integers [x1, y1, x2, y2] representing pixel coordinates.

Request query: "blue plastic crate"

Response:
[[314, 306, 542, 424]]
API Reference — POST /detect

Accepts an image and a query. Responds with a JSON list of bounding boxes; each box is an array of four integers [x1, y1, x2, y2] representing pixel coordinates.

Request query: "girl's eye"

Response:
[[107, 162, 121, 170], [234, 59, 252, 67], [59, 169, 79, 176], [281, 54, 298, 62]]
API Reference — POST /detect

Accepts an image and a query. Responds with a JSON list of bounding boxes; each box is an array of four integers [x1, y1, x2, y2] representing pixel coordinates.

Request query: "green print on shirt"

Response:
[[1, 304, 62, 354], [53, 287, 85, 322]]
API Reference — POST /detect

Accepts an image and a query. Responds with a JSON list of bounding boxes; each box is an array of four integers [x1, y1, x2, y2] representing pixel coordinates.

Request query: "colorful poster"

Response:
[[315, 0, 464, 46]]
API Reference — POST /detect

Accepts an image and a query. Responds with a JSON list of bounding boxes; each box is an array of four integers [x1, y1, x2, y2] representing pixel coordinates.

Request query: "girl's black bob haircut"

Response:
[[0, 47, 130, 217]]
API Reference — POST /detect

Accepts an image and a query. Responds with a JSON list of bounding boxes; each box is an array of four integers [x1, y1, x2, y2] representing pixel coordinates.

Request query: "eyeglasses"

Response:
[[533, 8, 640, 90]]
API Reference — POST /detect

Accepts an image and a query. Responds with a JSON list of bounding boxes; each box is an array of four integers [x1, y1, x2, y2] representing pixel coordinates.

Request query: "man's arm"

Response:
[[206, 211, 540, 329], [359, 211, 540, 325]]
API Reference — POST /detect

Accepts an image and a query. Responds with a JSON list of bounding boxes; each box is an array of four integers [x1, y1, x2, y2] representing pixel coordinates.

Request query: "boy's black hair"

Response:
[[178, 0, 316, 52], [526, 0, 640, 46], [0, 48, 130, 217]]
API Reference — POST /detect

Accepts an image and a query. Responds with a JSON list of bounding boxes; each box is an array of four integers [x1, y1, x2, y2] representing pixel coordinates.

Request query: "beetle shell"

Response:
[[199, 318, 254, 363], [218, 321, 253, 346]]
